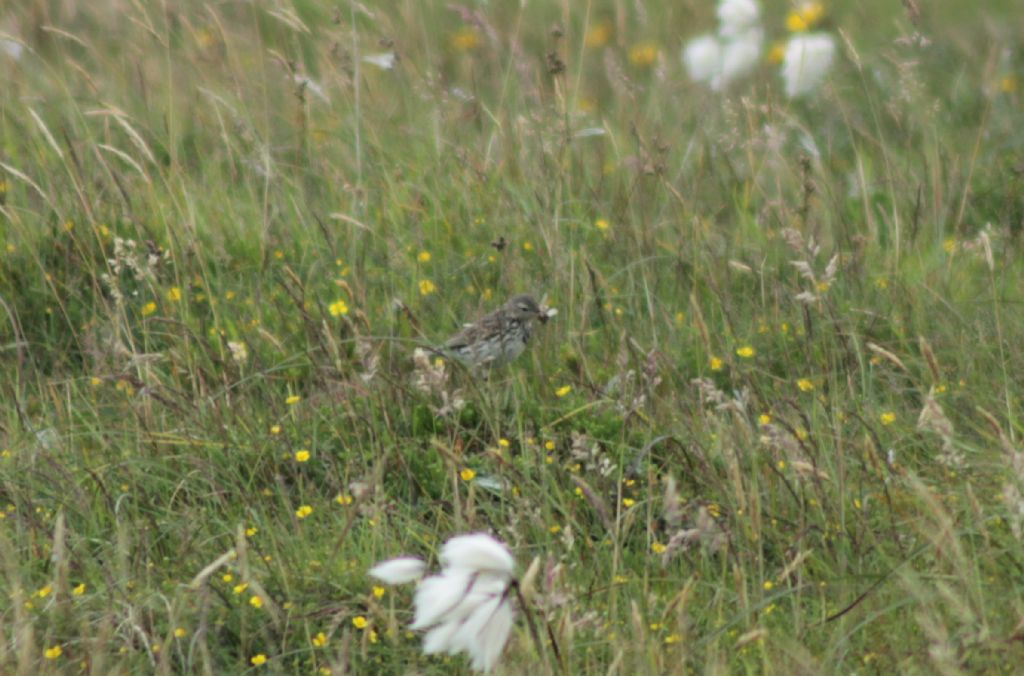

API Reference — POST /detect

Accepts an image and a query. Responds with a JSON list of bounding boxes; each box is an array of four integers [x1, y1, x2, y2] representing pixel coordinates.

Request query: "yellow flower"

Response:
[[270, 425, 281, 435], [710, 357, 724, 371], [549, 525, 561, 534], [797, 378, 814, 392], [759, 414, 772, 425], [786, 2, 825, 32], [37, 584, 52, 598], [875, 278, 889, 290], [274, 250, 284, 260], [251, 654, 267, 666], [294, 450, 311, 463], [222, 573, 233, 583], [1001, 76, 1018, 93], [44, 646, 63, 660], [816, 280, 831, 293], [141, 302, 157, 316], [522, 241, 534, 252], [498, 438, 510, 448], [555, 385, 572, 397], [167, 287, 182, 302], [329, 300, 349, 316], [174, 627, 187, 638], [369, 630, 378, 643], [880, 412, 896, 426], [767, 41, 786, 64], [295, 505, 313, 519], [763, 580, 774, 590], [417, 250, 431, 262], [628, 42, 659, 67], [943, 238, 957, 254], [736, 346, 755, 358], [584, 22, 612, 49], [372, 585, 385, 599], [451, 26, 480, 51], [674, 312, 685, 324], [544, 440, 555, 451], [250, 595, 263, 609], [245, 526, 258, 537], [312, 632, 328, 647], [352, 616, 368, 630], [460, 468, 476, 482], [651, 542, 667, 554], [595, 218, 610, 231], [336, 494, 353, 506], [285, 395, 300, 405], [419, 279, 436, 296], [622, 498, 635, 507], [72, 583, 86, 595], [233, 582, 249, 594]]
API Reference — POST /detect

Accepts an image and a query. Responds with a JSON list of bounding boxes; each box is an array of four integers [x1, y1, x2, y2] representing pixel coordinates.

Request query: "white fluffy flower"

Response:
[[0, 37, 23, 61], [782, 33, 836, 98], [716, 0, 761, 38], [369, 556, 427, 585], [683, 1, 764, 91], [362, 52, 397, 70], [719, 28, 763, 87], [368, 533, 516, 673], [682, 34, 723, 86], [440, 533, 515, 576], [293, 74, 330, 104]]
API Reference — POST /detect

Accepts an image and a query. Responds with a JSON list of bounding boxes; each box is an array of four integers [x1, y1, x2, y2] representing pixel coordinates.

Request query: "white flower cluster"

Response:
[[682, 0, 763, 91], [682, 0, 837, 98], [369, 533, 516, 673]]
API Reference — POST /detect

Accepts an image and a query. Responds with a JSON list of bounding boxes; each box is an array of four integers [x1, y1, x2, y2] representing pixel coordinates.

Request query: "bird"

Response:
[[442, 294, 551, 369]]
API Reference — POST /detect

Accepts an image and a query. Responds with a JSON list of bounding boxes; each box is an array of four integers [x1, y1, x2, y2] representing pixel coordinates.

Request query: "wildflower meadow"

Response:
[[2, 0, 1024, 673]]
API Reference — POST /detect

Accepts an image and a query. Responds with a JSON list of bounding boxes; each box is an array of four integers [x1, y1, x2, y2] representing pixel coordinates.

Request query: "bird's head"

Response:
[[505, 294, 557, 323]]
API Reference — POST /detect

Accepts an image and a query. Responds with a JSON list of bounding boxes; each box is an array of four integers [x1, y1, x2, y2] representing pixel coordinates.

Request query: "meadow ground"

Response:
[[2, 0, 1024, 673]]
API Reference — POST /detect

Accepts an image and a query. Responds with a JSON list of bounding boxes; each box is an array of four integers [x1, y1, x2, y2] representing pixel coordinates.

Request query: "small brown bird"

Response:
[[443, 294, 552, 369]]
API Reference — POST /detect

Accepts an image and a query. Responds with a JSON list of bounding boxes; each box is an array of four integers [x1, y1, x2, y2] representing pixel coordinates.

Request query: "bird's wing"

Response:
[[444, 324, 478, 349]]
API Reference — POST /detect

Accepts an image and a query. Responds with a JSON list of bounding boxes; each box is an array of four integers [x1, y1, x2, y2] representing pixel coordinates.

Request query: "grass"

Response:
[[2, 0, 1024, 673]]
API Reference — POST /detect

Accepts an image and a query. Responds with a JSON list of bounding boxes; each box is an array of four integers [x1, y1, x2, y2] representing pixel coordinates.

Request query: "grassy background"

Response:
[[2, 0, 1024, 672]]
